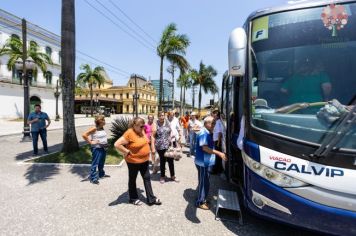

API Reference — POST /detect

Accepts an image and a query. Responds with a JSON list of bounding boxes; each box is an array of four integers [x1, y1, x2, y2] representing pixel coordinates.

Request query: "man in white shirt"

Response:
[[187, 112, 203, 157], [211, 109, 224, 174], [168, 110, 182, 147]]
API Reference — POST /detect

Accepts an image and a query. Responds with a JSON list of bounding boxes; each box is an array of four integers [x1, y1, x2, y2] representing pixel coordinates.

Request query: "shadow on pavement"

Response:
[[24, 165, 60, 185], [109, 189, 145, 206], [70, 166, 90, 179], [183, 188, 201, 224]]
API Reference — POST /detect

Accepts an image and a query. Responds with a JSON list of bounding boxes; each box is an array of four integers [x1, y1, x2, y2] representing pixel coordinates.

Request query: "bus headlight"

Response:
[[242, 153, 308, 187]]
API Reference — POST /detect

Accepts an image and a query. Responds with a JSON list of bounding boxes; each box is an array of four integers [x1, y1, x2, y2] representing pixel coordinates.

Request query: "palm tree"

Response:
[[177, 72, 192, 114], [157, 23, 190, 111], [0, 37, 52, 80], [193, 61, 218, 113], [61, 0, 79, 153], [76, 64, 106, 116]]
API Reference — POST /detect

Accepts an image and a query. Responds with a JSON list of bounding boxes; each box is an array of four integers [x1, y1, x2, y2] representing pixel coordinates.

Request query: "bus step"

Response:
[[215, 189, 243, 225]]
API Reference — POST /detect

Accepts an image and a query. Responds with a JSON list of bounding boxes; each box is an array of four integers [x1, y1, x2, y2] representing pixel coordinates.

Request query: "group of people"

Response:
[[80, 109, 228, 209], [26, 103, 227, 210]]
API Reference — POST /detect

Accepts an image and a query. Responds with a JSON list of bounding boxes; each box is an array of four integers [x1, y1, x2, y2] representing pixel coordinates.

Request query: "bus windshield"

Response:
[[250, 3, 356, 150]]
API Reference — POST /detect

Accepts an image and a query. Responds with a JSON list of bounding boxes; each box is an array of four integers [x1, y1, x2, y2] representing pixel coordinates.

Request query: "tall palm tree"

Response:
[[177, 72, 192, 114], [194, 61, 218, 113], [157, 23, 190, 111], [76, 64, 106, 116], [0, 37, 52, 80], [61, 0, 79, 153]]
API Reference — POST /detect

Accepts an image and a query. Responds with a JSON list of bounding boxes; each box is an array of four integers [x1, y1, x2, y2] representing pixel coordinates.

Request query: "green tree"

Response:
[[61, 0, 79, 153], [193, 61, 218, 113], [76, 64, 106, 116], [157, 23, 190, 111], [177, 72, 192, 114], [0, 36, 52, 79]]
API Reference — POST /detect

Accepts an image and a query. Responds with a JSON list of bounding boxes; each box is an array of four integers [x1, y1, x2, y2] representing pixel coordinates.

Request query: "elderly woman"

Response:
[[152, 112, 179, 184], [115, 117, 161, 206], [82, 115, 110, 185]]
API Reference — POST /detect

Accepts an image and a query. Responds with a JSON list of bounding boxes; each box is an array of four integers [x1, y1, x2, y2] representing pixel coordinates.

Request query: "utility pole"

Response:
[[22, 18, 31, 142], [167, 64, 176, 109], [134, 74, 138, 117]]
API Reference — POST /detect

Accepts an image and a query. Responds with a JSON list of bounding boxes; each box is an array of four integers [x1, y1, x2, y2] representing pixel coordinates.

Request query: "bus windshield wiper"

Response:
[[312, 104, 356, 158]]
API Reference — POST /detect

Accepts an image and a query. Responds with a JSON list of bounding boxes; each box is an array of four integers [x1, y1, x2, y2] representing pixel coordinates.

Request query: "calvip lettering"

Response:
[[274, 162, 344, 178]]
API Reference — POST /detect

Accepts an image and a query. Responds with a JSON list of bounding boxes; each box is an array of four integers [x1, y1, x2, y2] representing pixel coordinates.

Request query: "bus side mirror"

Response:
[[228, 28, 247, 77]]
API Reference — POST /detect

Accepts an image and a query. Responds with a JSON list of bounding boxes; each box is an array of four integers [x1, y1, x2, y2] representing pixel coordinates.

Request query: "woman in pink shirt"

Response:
[[144, 115, 157, 171]]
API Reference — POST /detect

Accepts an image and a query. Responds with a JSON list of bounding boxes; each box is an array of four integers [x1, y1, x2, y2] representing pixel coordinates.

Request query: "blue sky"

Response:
[[0, 0, 288, 106]]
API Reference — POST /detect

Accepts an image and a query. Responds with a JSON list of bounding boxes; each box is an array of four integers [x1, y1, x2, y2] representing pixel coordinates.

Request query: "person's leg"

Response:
[[158, 149, 167, 178], [212, 141, 223, 174], [167, 157, 175, 178], [39, 129, 48, 152], [189, 132, 195, 156], [98, 148, 106, 178], [31, 131, 39, 155], [138, 161, 156, 204], [89, 148, 101, 182], [127, 162, 140, 201], [195, 164, 208, 206]]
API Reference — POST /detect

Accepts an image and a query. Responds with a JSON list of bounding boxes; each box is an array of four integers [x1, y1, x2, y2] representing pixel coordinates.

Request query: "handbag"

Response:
[[164, 143, 183, 161]]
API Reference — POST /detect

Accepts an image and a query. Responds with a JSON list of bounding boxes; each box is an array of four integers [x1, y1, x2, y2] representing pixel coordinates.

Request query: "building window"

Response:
[[113, 94, 116, 99], [45, 46, 52, 57], [106, 94, 108, 98], [120, 94, 123, 99], [126, 105, 129, 111], [126, 93, 129, 99], [45, 71, 52, 85]]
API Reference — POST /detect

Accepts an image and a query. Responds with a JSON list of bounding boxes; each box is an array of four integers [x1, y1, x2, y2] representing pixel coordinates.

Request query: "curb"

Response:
[[18, 158, 125, 168]]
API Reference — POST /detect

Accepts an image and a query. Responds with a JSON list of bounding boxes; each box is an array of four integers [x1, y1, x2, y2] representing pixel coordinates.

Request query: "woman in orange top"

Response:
[[115, 117, 161, 206]]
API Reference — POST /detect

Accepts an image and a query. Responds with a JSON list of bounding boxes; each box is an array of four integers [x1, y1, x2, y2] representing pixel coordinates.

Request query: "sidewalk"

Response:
[[0, 114, 138, 137]]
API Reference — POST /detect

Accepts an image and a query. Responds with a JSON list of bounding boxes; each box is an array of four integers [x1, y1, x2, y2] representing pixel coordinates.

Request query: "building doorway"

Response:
[[30, 96, 41, 113]]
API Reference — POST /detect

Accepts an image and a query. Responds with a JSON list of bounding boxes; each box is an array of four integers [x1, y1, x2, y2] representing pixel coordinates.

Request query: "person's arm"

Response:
[[202, 145, 227, 161], [151, 127, 156, 154], [275, 103, 309, 113], [176, 121, 182, 144], [45, 114, 51, 128], [82, 127, 98, 145], [114, 136, 130, 157], [27, 114, 38, 125]]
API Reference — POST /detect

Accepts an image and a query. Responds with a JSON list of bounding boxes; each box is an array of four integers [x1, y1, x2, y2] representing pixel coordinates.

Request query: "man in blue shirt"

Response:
[[27, 104, 51, 155], [195, 116, 227, 210]]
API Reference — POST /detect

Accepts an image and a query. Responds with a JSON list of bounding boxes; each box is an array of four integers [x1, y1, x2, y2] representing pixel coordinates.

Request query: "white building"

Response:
[[0, 9, 62, 119]]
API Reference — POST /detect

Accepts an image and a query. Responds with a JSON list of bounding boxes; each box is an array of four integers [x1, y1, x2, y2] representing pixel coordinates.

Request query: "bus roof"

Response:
[[248, 0, 355, 21]]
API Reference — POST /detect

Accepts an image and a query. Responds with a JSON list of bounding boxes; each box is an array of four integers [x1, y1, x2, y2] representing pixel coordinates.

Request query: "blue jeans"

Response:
[[189, 132, 197, 156], [195, 164, 211, 206], [31, 129, 48, 154], [90, 147, 106, 181]]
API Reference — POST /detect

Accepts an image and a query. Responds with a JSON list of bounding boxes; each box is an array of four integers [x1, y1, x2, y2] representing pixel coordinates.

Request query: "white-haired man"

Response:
[[195, 116, 227, 210]]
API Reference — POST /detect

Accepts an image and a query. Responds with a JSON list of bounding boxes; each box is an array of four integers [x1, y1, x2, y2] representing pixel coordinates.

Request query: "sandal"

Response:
[[148, 198, 162, 206], [130, 199, 143, 206], [171, 177, 180, 183], [160, 177, 165, 184]]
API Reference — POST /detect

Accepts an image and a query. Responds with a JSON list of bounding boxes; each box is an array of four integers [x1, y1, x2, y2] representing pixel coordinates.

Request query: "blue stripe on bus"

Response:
[[243, 139, 260, 162]]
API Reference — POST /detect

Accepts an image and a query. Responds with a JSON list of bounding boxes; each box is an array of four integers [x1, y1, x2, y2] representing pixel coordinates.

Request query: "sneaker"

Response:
[[90, 180, 99, 185], [198, 203, 209, 210], [100, 174, 110, 178]]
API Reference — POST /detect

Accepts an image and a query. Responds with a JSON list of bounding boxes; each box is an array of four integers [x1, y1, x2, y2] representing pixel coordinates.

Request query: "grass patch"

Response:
[[30, 144, 123, 165]]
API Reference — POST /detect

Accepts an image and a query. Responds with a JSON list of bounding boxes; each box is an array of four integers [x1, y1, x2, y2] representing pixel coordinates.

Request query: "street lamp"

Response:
[[53, 79, 61, 121], [15, 57, 35, 142]]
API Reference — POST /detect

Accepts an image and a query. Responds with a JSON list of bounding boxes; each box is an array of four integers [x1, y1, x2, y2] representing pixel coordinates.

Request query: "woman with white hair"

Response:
[[187, 112, 202, 157]]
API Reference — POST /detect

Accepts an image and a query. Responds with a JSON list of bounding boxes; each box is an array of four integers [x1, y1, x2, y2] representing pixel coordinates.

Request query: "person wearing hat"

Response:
[[187, 111, 202, 158]]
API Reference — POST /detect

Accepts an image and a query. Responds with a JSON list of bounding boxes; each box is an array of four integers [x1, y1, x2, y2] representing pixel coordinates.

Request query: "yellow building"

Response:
[[75, 74, 157, 114]]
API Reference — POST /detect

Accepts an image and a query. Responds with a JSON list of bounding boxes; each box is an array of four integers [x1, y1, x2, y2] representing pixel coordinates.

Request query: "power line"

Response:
[[94, 0, 156, 48], [83, 0, 155, 52], [108, 0, 157, 44], [76, 55, 128, 78], [76, 50, 130, 76]]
